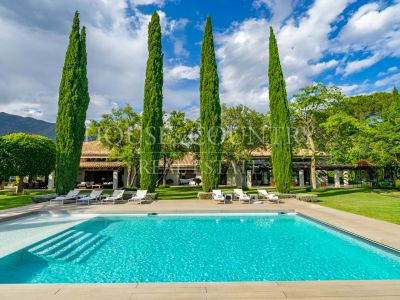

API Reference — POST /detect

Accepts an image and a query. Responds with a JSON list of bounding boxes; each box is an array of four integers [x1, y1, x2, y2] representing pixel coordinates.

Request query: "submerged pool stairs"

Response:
[[28, 230, 108, 263]]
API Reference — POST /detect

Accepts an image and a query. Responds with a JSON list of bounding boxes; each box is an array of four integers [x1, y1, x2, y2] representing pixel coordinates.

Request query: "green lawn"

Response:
[[155, 186, 262, 200], [309, 188, 400, 225], [0, 190, 51, 210], [1, 187, 399, 225]]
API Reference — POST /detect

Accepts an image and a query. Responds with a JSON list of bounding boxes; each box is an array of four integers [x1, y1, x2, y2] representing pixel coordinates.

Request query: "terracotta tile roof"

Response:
[[81, 141, 110, 157], [79, 161, 124, 170], [169, 153, 198, 168], [250, 147, 327, 157]]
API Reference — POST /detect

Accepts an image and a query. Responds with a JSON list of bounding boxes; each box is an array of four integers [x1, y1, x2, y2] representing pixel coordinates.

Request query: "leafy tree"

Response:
[[268, 27, 292, 193], [291, 84, 343, 189], [88, 105, 141, 187], [322, 90, 400, 178], [200, 16, 222, 192], [55, 11, 90, 194], [160, 111, 197, 185], [221, 104, 269, 187], [140, 12, 163, 192], [0, 133, 55, 193]]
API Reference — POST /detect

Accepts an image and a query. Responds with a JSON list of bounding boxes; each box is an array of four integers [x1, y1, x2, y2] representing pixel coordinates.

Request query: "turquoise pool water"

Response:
[[0, 213, 399, 283]]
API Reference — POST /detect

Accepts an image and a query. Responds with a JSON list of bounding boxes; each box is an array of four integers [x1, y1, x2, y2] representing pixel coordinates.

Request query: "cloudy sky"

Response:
[[0, 0, 399, 122]]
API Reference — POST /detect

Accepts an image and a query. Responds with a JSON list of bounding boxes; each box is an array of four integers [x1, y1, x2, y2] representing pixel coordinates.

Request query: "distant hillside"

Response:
[[0, 112, 56, 139]]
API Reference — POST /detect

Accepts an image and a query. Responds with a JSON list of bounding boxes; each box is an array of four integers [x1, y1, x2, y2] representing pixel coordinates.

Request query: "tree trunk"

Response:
[[126, 166, 133, 187], [16, 176, 24, 194], [0, 180, 4, 190], [162, 155, 167, 185], [307, 131, 317, 190]]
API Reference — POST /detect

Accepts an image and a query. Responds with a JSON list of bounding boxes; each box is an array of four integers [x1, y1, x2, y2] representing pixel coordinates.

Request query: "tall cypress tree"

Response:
[[200, 16, 222, 192], [55, 11, 90, 194], [268, 27, 292, 193], [140, 12, 163, 192]]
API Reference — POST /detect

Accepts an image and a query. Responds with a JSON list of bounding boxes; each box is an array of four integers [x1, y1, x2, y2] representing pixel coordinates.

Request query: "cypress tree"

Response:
[[140, 12, 163, 192], [268, 27, 292, 193], [199, 16, 222, 192], [55, 11, 90, 194]]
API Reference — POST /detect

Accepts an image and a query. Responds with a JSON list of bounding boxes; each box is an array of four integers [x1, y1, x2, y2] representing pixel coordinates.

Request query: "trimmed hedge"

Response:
[[32, 194, 57, 203], [296, 193, 318, 202], [273, 192, 318, 202], [274, 192, 297, 199], [198, 192, 213, 200]]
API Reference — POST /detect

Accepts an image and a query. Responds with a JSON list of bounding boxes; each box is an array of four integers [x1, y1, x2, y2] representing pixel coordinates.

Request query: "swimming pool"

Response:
[[0, 213, 399, 283]]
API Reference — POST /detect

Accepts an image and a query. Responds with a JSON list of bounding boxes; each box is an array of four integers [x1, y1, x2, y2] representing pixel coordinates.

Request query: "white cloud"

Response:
[[339, 2, 400, 75], [216, 0, 351, 111], [216, 18, 269, 111], [340, 2, 400, 47], [130, 0, 165, 7], [0, 0, 192, 122], [253, 0, 294, 26], [375, 72, 400, 87], [337, 84, 360, 94], [343, 54, 381, 76], [378, 66, 398, 77], [166, 65, 200, 80]]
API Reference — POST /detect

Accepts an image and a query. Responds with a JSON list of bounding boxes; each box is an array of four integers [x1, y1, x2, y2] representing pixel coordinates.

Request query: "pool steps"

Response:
[[28, 230, 108, 264]]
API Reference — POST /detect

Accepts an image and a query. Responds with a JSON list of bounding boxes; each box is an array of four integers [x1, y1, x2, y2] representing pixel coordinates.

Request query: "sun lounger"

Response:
[[258, 189, 279, 203], [101, 189, 125, 205], [50, 190, 80, 205], [76, 190, 103, 205], [128, 190, 148, 204], [212, 189, 228, 204], [233, 189, 251, 204]]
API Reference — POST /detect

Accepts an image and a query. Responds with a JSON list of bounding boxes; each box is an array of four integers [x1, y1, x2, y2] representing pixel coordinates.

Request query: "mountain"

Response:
[[0, 112, 56, 139]]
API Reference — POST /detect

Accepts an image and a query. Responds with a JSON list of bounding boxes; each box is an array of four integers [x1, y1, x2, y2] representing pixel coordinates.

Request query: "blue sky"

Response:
[[0, 0, 399, 122]]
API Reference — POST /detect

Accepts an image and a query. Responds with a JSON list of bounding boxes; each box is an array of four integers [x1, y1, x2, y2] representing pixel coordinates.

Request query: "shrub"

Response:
[[296, 194, 318, 202], [395, 179, 400, 190], [166, 179, 174, 185], [5, 192, 17, 196], [32, 194, 57, 203], [159, 184, 170, 188], [124, 187, 138, 191], [274, 192, 296, 199], [377, 180, 394, 189], [193, 178, 202, 185], [198, 192, 213, 200]]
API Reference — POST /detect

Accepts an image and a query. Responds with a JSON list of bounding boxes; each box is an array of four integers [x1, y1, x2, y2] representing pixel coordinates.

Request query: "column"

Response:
[[334, 169, 340, 188], [316, 170, 321, 187], [299, 169, 305, 187], [113, 170, 118, 190], [246, 170, 252, 188], [343, 170, 349, 186], [48, 171, 55, 190]]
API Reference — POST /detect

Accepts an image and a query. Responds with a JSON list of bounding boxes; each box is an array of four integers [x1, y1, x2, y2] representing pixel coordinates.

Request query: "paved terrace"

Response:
[[1, 199, 400, 299]]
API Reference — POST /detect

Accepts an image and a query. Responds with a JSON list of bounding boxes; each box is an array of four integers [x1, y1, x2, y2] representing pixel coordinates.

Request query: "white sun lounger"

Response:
[[76, 190, 103, 205], [50, 190, 80, 205], [212, 189, 228, 204], [129, 190, 148, 204], [233, 189, 251, 204], [258, 189, 279, 203], [101, 189, 124, 205]]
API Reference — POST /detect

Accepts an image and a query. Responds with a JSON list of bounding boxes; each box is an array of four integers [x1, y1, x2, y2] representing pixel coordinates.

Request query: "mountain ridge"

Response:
[[0, 112, 56, 139]]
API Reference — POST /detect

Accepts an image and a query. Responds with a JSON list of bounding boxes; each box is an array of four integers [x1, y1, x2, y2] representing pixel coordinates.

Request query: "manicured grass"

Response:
[[0, 191, 51, 210], [155, 186, 263, 200], [310, 188, 400, 225], [1, 187, 399, 225]]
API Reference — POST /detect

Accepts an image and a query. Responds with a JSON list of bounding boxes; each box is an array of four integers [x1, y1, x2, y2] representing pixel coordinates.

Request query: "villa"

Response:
[[76, 141, 370, 189]]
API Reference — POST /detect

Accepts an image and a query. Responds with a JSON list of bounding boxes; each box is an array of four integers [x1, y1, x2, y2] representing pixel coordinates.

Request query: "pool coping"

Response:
[[1, 201, 400, 299]]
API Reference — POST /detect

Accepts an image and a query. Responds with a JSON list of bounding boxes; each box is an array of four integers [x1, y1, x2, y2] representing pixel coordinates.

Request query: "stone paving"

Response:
[[1, 198, 400, 299]]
